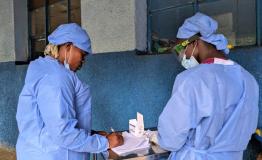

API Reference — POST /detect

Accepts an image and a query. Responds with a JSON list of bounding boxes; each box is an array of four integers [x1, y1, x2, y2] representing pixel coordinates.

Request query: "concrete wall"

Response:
[[81, 0, 147, 53], [0, 0, 28, 62], [0, 0, 146, 61], [0, 1, 15, 62]]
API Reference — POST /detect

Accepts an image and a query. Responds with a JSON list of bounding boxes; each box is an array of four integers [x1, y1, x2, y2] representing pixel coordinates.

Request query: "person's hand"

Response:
[[91, 130, 108, 136], [106, 132, 124, 149], [96, 131, 108, 137]]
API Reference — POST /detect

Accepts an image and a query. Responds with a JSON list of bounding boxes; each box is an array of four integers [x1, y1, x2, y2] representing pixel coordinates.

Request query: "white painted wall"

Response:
[[0, 0, 146, 61], [81, 0, 147, 53], [0, 1, 15, 62], [0, 0, 28, 62]]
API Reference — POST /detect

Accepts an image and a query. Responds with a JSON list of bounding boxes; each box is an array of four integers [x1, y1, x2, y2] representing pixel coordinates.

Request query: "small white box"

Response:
[[129, 112, 144, 137]]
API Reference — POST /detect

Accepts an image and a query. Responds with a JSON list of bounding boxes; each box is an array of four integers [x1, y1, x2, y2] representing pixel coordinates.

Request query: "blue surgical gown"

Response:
[[16, 56, 108, 160], [158, 62, 259, 160]]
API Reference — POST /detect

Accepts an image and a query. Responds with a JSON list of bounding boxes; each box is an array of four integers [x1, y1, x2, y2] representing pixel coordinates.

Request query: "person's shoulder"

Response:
[[176, 65, 208, 84], [27, 56, 44, 71], [236, 63, 259, 86], [224, 61, 257, 81], [30, 57, 76, 86]]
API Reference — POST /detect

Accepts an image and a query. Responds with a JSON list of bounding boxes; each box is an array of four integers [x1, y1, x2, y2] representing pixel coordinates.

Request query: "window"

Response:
[[28, 0, 81, 60], [148, 0, 258, 54]]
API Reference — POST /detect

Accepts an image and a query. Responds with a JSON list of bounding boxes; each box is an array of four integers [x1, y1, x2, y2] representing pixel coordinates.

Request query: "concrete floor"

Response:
[[0, 147, 16, 160]]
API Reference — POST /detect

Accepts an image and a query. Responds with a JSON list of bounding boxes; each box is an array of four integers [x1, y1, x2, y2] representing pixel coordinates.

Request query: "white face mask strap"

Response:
[[68, 46, 72, 63], [64, 45, 72, 64], [191, 42, 197, 57], [63, 45, 72, 70], [64, 48, 68, 63]]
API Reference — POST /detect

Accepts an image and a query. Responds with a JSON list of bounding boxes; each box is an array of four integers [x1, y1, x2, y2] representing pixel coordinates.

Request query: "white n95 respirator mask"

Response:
[[173, 36, 199, 69], [181, 55, 199, 69], [181, 43, 199, 69]]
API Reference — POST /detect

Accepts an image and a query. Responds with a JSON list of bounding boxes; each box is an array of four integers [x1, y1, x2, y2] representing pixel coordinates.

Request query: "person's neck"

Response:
[[57, 51, 66, 64], [199, 49, 227, 63]]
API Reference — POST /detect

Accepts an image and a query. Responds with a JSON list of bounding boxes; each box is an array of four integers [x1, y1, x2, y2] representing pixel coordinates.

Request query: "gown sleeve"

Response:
[[36, 74, 108, 153]]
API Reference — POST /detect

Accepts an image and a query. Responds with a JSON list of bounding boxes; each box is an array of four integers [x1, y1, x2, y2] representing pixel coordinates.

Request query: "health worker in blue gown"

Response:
[[16, 23, 124, 160], [158, 12, 259, 160]]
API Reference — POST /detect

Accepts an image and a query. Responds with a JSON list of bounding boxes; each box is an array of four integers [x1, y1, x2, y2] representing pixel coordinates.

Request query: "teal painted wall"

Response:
[[0, 48, 261, 159]]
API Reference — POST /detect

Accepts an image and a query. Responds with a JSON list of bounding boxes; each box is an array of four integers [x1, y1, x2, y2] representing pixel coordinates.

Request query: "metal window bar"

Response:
[[67, 0, 71, 23], [147, 0, 152, 53], [194, 0, 199, 12], [147, 0, 196, 53], [45, 0, 49, 46], [256, 0, 261, 46], [28, 0, 32, 61]]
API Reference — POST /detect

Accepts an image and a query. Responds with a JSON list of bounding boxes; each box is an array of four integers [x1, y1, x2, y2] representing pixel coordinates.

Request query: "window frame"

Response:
[[28, 0, 77, 61], [147, 0, 261, 54]]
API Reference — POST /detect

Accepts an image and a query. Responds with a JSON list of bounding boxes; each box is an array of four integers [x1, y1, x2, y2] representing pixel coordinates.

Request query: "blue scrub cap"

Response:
[[48, 23, 92, 54], [177, 12, 229, 54]]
